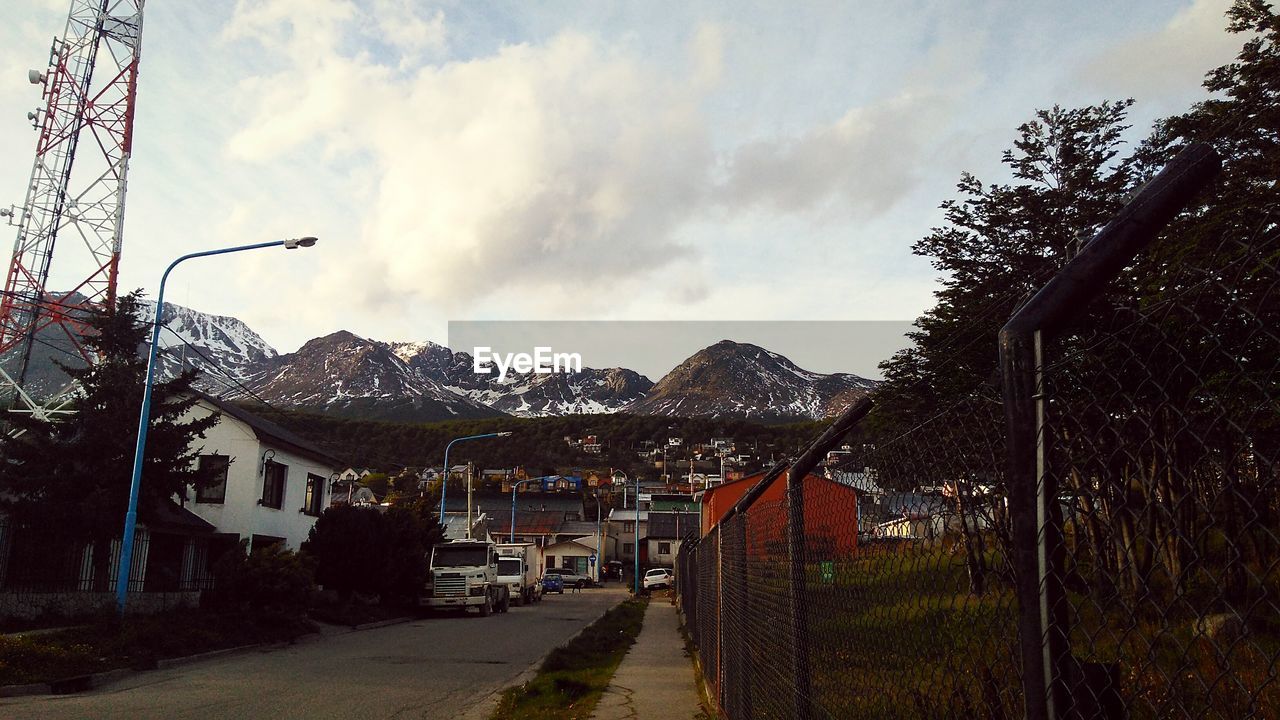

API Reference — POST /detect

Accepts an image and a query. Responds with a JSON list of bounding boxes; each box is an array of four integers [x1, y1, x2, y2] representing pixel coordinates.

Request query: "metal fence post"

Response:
[[785, 466, 812, 720], [1000, 143, 1220, 720]]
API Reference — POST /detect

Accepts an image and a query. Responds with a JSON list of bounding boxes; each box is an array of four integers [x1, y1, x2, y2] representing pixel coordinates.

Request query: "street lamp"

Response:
[[116, 237, 318, 613], [509, 477, 538, 543], [439, 432, 512, 522]]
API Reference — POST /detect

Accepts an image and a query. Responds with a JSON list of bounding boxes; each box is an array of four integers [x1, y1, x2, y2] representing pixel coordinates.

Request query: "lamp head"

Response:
[[496, 431, 513, 438], [284, 236, 318, 249]]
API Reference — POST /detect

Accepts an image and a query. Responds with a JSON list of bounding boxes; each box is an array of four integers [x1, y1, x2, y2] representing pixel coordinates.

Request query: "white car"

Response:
[[643, 568, 674, 590]]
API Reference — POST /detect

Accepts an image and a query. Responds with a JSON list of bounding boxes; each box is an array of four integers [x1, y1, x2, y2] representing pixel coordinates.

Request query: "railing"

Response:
[[677, 142, 1280, 719]]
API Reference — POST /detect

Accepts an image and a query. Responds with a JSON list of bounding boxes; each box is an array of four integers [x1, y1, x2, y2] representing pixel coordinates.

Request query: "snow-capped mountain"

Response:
[[142, 301, 278, 387], [390, 342, 653, 417], [238, 331, 501, 422], [7, 299, 876, 423], [0, 298, 279, 400], [626, 340, 876, 420]]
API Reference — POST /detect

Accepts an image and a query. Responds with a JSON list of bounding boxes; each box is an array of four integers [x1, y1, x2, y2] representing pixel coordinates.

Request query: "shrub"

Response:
[[302, 505, 388, 599], [208, 540, 314, 611], [380, 498, 445, 602]]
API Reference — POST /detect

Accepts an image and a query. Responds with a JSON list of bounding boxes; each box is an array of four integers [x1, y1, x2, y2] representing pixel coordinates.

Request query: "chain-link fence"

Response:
[[676, 144, 1278, 719]]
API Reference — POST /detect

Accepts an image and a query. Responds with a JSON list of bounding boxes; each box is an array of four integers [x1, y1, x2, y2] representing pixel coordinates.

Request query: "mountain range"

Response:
[[11, 300, 876, 423]]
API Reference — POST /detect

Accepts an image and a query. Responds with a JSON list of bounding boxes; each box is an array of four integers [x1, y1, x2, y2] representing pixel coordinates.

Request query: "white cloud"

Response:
[[374, 0, 447, 61], [717, 92, 943, 217], [1077, 0, 1240, 102], [221, 3, 950, 320]]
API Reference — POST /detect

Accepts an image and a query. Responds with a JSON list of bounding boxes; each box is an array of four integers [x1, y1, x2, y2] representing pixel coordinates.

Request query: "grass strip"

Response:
[[0, 608, 315, 687], [491, 598, 648, 720]]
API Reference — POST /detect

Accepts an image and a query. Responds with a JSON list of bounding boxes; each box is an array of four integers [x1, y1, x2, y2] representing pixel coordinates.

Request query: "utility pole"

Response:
[[465, 461, 474, 539]]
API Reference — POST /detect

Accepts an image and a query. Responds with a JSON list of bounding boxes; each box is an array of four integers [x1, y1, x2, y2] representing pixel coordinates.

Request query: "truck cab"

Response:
[[421, 540, 510, 616]]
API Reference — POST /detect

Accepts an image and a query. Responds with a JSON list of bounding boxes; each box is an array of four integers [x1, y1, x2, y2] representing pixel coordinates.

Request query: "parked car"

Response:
[[603, 560, 624, 581], [541, 573, 565, 594], [643, 568, 674, 590], [545, 567, 593, 589]]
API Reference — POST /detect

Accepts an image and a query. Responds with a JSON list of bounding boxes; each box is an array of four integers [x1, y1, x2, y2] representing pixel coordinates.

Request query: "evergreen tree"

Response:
[[0, 292, 219, 589], [870, 102, 1137, 457]]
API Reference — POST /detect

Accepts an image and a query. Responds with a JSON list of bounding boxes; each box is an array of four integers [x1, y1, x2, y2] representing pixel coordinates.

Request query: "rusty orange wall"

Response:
[[699, 472, 857, 557]]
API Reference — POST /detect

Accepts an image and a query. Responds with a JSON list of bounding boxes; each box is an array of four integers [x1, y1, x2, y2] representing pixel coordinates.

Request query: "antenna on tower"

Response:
[[0, 0, 146, 423]]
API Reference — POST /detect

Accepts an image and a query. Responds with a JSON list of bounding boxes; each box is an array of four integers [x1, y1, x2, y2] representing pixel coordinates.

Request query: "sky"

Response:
[[0, 0, 1245, 376]]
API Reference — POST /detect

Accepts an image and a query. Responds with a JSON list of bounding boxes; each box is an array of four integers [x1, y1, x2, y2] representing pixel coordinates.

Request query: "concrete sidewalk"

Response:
[[592, 599, 702, 720]]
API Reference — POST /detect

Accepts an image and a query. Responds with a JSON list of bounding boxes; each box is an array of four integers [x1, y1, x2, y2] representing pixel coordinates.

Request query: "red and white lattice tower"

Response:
[[0, 0, 145, 419]]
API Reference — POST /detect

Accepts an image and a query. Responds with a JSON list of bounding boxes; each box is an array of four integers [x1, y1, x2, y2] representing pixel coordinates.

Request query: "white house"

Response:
[[184, 393, 343, 552], [606, 508, 649, 565], [337, 467, 374, 482], [543, 539, 598, 581], [645, 511, 698, 569]]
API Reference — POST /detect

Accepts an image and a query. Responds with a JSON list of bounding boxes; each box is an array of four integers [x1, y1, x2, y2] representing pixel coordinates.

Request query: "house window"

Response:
[[251, 534, 285, 552], [261, 460, 287, 509], [622, 521, 635, 533], [623, 543, 633, 555], [303, 473, 325, 516], [658, 542, 672, 555], [196, 454, 230, 504]]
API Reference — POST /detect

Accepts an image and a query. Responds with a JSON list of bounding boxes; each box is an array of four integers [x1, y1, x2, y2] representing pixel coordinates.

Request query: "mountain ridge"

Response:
[[13, 300, 877, 422]]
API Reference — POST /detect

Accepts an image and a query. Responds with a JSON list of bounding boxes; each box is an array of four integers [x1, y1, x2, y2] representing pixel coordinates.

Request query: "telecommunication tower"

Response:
[[0, 0, 145, 420]]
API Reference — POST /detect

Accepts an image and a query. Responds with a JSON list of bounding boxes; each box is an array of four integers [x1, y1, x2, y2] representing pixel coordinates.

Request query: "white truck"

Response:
[[497, 542, 543, 605], [421, 539, 510, 616]]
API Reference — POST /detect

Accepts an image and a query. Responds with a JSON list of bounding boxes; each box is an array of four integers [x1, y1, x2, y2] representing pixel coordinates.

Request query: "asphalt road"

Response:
[[1, 585, 628, 720]]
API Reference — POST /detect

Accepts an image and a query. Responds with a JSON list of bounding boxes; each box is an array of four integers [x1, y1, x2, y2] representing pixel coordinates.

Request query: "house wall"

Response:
[[700, 472, 859, 557], [646, 537, 686, 568], [185, 401, 337, 551], [606, 520, 647, 563], [542, 541, 598, 580]]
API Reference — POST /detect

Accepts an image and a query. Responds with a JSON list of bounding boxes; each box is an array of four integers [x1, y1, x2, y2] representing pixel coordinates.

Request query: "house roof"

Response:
[[144, 498, 216, 535], [647, 512, 699, 539], [486, 510, 565, 536], [607, 508, 650, 522], [558, 520, 601, 537], [193, 392, 343, 468], [543, 539, 596, 554], [442, 512, 490, 541]]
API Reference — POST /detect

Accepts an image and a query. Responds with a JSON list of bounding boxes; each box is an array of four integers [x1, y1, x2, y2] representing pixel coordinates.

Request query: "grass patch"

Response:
[[0, 608, 316, 686], [490, 598, 648, 720]]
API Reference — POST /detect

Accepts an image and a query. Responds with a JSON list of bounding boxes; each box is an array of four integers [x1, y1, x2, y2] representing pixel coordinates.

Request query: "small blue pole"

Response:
[[116, 238, 314, 614], [508, 478, 533, 543], [438, 432, 512, 524]]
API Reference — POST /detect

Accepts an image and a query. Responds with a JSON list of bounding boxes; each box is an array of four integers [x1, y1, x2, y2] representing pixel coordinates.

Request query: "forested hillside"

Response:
[[243, 404, 828, 475]]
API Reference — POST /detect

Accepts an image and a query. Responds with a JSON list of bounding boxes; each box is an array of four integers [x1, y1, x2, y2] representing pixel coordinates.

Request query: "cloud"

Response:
[[215, 1, 968, 324], [374, 0, 447, 59], [1076, 0, 1240, 101], [717, 92, 943, 217], [223, 5, 722, 314]]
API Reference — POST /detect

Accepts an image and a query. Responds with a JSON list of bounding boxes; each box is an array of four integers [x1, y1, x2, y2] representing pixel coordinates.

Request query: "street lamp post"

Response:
[[509, 477, 538, 543], [116, 236, 317, 613], [634, 473, 641, 594], [594, 490, 602, 583], [439, 432, 512, 523]]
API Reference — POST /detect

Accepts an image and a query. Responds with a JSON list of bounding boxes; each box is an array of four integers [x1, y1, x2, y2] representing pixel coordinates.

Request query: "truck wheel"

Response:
[[480, 595, 493, 617]]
